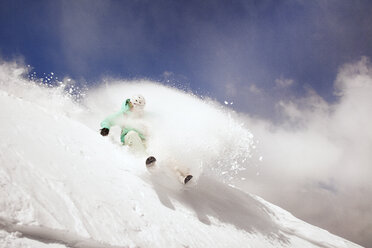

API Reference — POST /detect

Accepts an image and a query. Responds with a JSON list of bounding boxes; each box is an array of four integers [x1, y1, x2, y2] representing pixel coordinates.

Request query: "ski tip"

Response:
[[184, 175, 193, 184], [146, 156, 157, 168]]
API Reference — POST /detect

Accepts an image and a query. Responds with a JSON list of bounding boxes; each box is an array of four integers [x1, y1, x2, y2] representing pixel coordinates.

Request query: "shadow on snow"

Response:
[[148, 174, 290, 244]]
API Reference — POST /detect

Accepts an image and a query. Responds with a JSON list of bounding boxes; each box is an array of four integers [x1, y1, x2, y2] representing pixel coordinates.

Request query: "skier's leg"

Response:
[[124, 131, 146, 154], [173, 166, 186, 183], [172, 165, 192, 184]]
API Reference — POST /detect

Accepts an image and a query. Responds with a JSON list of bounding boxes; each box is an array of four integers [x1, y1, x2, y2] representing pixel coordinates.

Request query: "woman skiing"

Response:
[[99, 94, 192, 184], [100, 94, 147, 153]]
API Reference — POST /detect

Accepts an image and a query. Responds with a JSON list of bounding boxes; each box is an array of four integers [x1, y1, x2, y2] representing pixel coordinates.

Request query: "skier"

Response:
[[99, 94, 193, 184], [100, 94, 147, 154]]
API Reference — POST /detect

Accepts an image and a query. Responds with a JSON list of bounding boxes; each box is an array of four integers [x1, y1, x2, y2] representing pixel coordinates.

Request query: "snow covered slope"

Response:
[[0, 62, 363, 248]]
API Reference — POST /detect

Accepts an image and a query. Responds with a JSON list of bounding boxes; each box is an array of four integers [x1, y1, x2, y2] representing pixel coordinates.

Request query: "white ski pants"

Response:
[[124, 130, 146, 154]]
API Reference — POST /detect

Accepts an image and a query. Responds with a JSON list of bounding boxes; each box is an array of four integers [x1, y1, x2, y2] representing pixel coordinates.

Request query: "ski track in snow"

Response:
[[0, 63, 364, 248], [0, 217, 126, 248]]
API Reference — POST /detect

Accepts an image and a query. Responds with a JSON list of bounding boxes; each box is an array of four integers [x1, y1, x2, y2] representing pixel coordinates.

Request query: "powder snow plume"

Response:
[[82, 79, 258, 182], [1, 59, 259, 183]]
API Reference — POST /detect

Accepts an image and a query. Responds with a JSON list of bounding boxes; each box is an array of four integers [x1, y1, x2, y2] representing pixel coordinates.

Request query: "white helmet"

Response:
[[130, 94, 146, 108]]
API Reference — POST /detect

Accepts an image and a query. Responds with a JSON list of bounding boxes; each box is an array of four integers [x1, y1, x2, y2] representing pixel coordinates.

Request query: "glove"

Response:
[[100, 128, 109, 136]]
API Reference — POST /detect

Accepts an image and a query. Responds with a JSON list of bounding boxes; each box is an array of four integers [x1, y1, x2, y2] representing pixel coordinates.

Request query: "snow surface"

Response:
[[0, 62, 363, 248]]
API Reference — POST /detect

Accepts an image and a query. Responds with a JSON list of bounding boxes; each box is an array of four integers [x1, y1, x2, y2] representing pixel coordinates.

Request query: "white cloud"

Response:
[[275, 77, 294, 88], [238, 57, 372, 246], [249, 84, 262, 94]]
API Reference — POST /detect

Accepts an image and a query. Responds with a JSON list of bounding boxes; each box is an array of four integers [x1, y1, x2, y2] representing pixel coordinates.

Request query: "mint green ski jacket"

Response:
[[100, 99, 145, 144]]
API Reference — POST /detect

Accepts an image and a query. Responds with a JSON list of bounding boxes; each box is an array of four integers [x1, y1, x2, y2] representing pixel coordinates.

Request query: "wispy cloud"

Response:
[[239, 57, 372, 246], [248, 84, 262, 94], [275, 77, 294, 88]]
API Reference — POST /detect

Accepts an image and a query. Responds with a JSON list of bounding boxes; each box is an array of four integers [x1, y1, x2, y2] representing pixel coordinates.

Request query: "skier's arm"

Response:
[[100, 111, 122, 136], [100, 99, 131, 136], [100, 114, 116, 130]]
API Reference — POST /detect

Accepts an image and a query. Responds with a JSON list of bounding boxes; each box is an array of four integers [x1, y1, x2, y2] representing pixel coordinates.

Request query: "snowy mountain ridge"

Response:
[[0, 62, 363, 248]]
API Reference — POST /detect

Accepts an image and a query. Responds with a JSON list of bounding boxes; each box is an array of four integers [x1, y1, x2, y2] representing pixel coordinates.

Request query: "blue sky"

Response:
[[1, 0, 372, 117]]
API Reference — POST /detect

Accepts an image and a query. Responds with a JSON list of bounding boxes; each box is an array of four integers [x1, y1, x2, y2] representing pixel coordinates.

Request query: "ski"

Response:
[[145, 156, 193, 184]]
